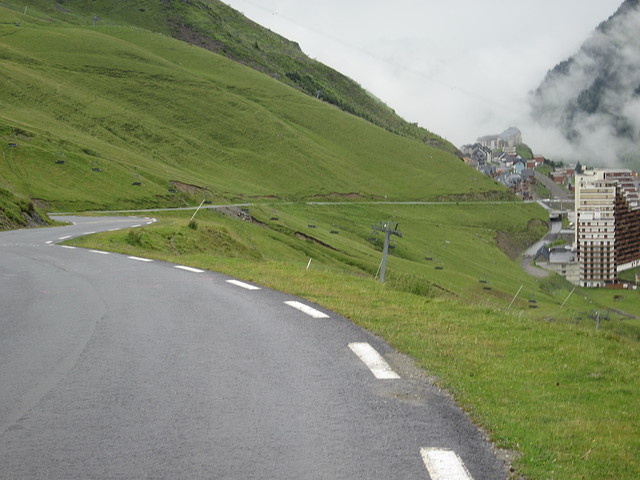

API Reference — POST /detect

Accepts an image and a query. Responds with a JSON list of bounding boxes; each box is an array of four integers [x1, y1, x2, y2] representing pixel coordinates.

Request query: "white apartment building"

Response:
[[575, 169, 640, 287]]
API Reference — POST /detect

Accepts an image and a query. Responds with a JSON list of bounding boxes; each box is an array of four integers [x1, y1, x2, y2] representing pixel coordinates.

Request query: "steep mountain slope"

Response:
[[0, 5, 505, 212], [1, 0, 456, 154], [530, 0, 640, 166]]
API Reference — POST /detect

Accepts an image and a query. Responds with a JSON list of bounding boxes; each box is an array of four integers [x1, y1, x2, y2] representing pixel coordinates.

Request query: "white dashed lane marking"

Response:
[[348, 342, 400, 379], [175, 265, 205, 273], [89, 250, 109, 255], [226, 279, 261, 290], [58, 235, 72, 240], [420, 448, 473, 480], [284, 301, 329, 318], [128, 256, 153, 262], [59, 245, 76, 250]]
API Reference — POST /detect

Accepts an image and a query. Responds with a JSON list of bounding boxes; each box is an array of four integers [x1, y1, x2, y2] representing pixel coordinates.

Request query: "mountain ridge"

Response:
[[530, 0, 640, 167]]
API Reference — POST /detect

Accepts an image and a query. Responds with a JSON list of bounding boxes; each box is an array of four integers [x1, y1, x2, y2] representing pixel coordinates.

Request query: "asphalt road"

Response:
[[0, 216, 507, 479]]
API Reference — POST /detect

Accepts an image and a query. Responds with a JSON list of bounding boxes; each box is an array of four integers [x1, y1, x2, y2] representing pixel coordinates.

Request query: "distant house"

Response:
[[513, 158, 526, 174], [550, 166, 577, 186], [522, 169, 535, 183], [461, 143, 494, 166], [503, 174, 522, 188], [480, 164, 498, 177], [477, 127, 522, 150], [503, 146, 517, 157], [536, 247, 580, 285], [477, 135, 500, 150]]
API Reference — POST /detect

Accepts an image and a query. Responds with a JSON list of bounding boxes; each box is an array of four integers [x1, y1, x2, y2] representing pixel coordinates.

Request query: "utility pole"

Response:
[[372, 221, 402, 283]]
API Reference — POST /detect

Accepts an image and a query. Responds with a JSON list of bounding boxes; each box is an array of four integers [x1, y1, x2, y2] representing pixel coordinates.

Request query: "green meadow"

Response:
[[1, 8, 495, 214], [6, 0, 457, 150]]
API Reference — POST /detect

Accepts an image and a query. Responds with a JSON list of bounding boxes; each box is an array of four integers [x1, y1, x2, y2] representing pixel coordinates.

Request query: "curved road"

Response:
[[0, 216, 507, 479]]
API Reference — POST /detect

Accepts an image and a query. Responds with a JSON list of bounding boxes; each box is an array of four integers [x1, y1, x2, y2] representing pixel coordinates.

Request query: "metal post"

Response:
[[372, 221, 402, 284], [380, 229, 391, 283], [561, 287, 576, 308], [190, 199, 205, 222], [508, 284, 524, 310]]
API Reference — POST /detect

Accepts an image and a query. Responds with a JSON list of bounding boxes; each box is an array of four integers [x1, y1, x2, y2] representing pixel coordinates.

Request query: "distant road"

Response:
[[534, 171, 573, 201], [50, 199, 529, 217], [0, 216, 507, 478]]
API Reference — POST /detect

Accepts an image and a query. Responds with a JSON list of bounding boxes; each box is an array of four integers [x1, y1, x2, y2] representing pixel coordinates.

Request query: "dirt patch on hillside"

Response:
[[294, 231, 340, 251], [177, 27, 227, 55], [437, 190, 514, 202], [170, 180, 209, 196], [216, 206, 268, 227], [309, 192, 371, 201]]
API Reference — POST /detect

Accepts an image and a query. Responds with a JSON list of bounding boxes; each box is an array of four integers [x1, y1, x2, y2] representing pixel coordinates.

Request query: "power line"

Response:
[[228, 0, 510, 111]]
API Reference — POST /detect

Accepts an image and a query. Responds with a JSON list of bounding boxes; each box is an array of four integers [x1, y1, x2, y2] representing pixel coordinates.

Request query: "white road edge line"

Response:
[[60, 245, 76, 250], [420, 448, 473, 480], [58, 235, 72, 240], [348, 342, 400, 379], [284, 300, 329, 319], [128, 256, 153, 262], [89, 250, 109, 255], [175, 265, 205, 273], [83, 231, 96, 235], [131, 224, 142, 228], [107, 228, 121, 232], [226, 279, 261, 290], [45, 240, 53, 244]]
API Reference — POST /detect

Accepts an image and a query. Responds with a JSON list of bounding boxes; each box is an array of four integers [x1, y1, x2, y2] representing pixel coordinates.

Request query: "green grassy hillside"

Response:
[[1, 0, 458, 152], [0, 7, 503, 212]]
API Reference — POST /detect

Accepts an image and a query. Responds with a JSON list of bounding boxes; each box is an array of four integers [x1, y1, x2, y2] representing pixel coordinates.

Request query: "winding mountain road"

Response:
[[0, 216, 507, 479]]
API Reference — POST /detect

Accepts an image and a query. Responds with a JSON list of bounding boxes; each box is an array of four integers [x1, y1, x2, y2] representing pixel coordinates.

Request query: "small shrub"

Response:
[[127, 228, 144, 246]]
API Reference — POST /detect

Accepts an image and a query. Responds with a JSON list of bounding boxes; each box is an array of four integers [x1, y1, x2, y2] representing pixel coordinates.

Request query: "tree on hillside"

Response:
[[516, 143, 533, 159]]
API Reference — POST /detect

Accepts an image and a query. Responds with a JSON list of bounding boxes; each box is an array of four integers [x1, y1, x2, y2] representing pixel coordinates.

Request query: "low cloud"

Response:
[[528, 2, 640, 167]]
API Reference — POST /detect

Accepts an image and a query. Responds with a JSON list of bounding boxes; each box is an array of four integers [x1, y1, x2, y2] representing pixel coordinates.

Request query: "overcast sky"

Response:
[[223, 0, 623, 154]]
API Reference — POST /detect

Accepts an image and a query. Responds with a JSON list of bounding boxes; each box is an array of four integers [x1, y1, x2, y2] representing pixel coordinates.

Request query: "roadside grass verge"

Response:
[[66, 203, 640, 480], [0, 186, 54, 229]]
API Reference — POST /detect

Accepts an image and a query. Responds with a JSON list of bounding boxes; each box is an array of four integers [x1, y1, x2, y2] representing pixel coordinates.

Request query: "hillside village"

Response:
[[461, 127, 546, 200], [463, 128, 640, 291]]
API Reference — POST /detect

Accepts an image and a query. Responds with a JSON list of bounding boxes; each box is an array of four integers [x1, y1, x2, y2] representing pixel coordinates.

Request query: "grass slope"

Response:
[[0, 186, 51, 228], [0, 9, 504, 212], [1, 0, 458, 152]]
